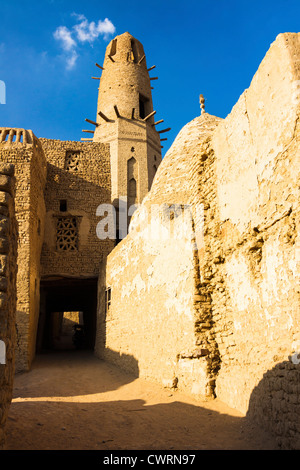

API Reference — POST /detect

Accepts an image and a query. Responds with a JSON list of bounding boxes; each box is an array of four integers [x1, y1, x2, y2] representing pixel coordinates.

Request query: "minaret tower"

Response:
[[83, 32, 168, 232]]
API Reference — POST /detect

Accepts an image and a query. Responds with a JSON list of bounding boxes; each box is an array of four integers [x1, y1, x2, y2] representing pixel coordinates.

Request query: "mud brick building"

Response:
[[0, 31, 299, 449]]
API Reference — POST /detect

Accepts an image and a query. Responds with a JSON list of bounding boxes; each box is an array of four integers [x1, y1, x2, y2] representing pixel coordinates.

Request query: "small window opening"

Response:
[[105, 287, 111, 313], [110, 39, 117, 56], [139, 93, 149, 119], [60, 200, 67, 212]]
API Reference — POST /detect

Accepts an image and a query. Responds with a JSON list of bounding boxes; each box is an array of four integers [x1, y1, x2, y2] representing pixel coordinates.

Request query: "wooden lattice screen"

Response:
[[56, 217, 78, 251]]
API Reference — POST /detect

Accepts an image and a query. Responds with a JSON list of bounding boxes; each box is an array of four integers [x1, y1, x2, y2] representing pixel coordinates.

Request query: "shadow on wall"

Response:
[[42, 161, 113, 275], [100, 348, 140, 377], [96, 259, 300, 449], [45, 162, 111, 201], [246, 360, 300, 450], [95, 255, 142, 379]]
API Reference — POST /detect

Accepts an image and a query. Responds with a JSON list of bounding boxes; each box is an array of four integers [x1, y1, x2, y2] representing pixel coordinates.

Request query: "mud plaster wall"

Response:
[[95, 113, 223, 396], [96, 212, 198, 387], [0, 164, 18, 449], [39, 139, 114, 279], [0, 133, 46, 372], [210, 33, 300, 449]]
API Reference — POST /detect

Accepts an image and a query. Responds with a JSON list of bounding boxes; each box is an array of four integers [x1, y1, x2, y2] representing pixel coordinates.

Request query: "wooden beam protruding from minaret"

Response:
[[82, 130, 95, 134], [85, 118, 99, 127], [147, 65, 156, 72], [158, 128, 171, 134], [92, 77, 101, 80], [150, 77, 158, 80], [108, 55, 115, 63], [143, 110, 156, 121], [160, 138, 168, 141], [98, 111, 111, 122], [114, 105, 120, 118], [95, 63, 104, 70], [152, 119, 164, 126]]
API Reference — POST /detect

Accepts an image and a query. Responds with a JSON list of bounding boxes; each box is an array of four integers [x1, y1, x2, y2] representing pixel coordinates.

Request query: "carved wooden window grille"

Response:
[[65, 151, 80, 172], [56, 217, 78, 252]]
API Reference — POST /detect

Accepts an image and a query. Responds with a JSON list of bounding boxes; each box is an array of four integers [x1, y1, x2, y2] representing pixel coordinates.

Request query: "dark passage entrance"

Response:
[[36, 277, 98, 353]]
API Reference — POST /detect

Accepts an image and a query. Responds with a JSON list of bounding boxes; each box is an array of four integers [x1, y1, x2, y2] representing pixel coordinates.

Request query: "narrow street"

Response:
[[5, 351, 278, 450]]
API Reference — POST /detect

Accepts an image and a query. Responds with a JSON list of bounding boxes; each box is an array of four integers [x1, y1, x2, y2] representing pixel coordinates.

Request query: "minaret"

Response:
[[84, 32, 167, 235]]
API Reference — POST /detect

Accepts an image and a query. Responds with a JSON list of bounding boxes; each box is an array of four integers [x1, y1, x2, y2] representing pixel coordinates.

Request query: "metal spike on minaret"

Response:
[[200, 94, 206, 115]]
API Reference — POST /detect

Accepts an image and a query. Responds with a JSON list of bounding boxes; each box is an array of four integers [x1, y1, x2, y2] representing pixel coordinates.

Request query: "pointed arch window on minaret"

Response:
[[128, 156, 136, 175], [128, 178, 137, 203], [127, 156, 138, 205]]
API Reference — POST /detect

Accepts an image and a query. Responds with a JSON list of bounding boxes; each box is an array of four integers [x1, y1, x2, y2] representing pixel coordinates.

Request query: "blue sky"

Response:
[[0, 0, 299, 156]]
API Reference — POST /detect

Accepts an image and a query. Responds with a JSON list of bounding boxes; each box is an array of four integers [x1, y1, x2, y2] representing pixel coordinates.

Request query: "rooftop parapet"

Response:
[[0, 128, 36, 145]]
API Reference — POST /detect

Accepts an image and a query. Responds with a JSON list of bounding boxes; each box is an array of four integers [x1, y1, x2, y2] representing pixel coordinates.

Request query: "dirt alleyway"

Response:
[[4, 351, 278, 451]]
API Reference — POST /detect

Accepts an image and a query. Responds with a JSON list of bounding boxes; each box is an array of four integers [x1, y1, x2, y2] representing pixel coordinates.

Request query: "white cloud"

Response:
[[53, 26, 76, 52], [66, 50, 78, 70], [53, 14, 116, 70], [73, 15, 116, 42]]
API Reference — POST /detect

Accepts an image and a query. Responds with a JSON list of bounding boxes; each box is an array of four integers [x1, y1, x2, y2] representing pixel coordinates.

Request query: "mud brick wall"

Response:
[[39, 139, 114, 279], [210, 33, 300, 449], [0, 164, 18, 449], [0, 130, 47, 372]]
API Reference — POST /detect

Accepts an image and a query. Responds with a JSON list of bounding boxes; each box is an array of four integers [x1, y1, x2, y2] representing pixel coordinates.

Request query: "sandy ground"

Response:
[[4, 350, 278, 451]]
